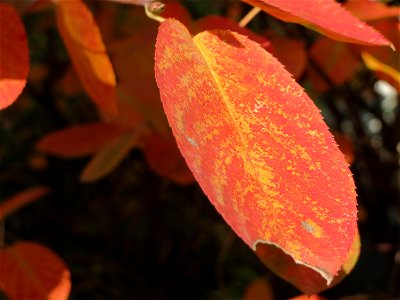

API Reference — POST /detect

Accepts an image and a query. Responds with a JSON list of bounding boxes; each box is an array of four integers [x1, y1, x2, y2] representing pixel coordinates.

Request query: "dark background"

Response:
[[1, 1, 399, 299]]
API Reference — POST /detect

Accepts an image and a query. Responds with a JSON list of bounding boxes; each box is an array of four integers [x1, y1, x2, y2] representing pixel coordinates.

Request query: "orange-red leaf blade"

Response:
[[37, 123, 128, 158], [241, 0, 392, 47], [0, 3, 29, 110], [0, 186, 50, 220], [256, 229, 360, 294], [155, 19, 357, 289], [56, 0, 117, 114], [0, 242, 71, 300]]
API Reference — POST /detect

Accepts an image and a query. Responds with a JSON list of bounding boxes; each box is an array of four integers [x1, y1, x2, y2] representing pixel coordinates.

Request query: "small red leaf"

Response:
[[0, 186, 50, 220], [243, 278, 274, 300], [37, 123, 128, 158], [333, 132, 355, 166], [0, 3, 29, 110], [269, 37, 307, 79], [142, 132, 195, 185], [56, 0, 117, 114], [310, 38, 360, 86], [241, 0, 393, 47], [155, 19, 357, 290], [0, 242, 71, 300]]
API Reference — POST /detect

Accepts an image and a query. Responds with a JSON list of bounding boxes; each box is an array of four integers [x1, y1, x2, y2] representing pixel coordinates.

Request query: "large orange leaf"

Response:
[[155, 19, 357, 288], [0, 241, 71, 300], [56, 0, 117, 114], [0, 3, 29, 110], [241, 0, 392, 47], [37, 123, 129, 158], [0, 186, 50, 220]]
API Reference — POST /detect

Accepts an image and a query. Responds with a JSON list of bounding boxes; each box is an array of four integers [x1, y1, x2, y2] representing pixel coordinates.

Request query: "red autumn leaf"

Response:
[[268, 36, 307, 79], [0, 186, 50, 220], [56, 0, 118, 114], [58, 67, 84, 96], [310, 37, 361, 86], [37, 123, 128, 158], [241, 0, 392, 47], [0, 241, 71, 300], [333, 132, 355, 166], [333, 132, 354, 165], [155, 19, 357, 289], [142, 132, 195, 185], [243, 278, 274, 300], [101, 92, 145, 129], [80, 129, 143, 182], [344, 0, 400, 22], [0, 3, 29, 110]]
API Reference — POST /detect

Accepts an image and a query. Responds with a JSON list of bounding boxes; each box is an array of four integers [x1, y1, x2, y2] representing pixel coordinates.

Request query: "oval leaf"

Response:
[[56, 0, 117, 114], [142, 132, 195, 185], [37, 123, 129, 158], [0, 186, 50, 220], [241, 0, 392, 47], [155, 19, 357, 286], [243, 278, 274, 300], [0, 3, 29, 110], [0, 242, 71, 300]]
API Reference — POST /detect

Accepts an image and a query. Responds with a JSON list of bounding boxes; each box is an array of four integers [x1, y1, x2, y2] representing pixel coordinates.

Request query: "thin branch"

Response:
[[239, 7, 261, 28]]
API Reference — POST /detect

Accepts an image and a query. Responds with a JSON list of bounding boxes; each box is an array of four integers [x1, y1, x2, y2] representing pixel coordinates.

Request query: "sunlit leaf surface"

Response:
[[155, 19, 357, 291], [0, 3, 29, 110]]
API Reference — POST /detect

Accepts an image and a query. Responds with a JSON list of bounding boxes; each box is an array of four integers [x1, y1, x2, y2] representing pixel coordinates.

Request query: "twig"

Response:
[[239, 7, 261, 28], [144, 2, 166, 23]]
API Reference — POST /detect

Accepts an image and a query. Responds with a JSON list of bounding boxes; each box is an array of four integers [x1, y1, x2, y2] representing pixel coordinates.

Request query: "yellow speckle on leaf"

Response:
[[301, 219, 323, 238]]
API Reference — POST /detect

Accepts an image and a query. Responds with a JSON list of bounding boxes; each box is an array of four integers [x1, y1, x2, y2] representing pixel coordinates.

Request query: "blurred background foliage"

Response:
[[0, 0, 399, 299]]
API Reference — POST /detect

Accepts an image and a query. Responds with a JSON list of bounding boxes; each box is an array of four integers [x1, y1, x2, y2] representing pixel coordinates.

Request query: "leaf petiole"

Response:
[[239, 7, 261, 28], [144, 1, 166, 23]]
